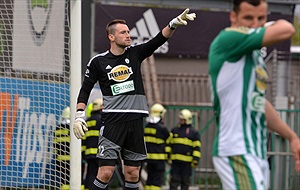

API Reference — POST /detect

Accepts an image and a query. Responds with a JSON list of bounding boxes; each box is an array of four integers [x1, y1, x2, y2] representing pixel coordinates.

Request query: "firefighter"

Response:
[[54, 106, 71, 190], [82, 98, 103, 189], [167, 109, 201, 190], [144, 103, 172, 190]]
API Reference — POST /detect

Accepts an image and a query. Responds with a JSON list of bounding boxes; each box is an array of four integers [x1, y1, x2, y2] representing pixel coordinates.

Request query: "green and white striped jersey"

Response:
[[208, 26, 268, 159]]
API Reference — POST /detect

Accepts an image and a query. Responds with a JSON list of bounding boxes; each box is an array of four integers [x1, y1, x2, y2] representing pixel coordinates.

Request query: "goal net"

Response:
[[0, 0, 71, 189]]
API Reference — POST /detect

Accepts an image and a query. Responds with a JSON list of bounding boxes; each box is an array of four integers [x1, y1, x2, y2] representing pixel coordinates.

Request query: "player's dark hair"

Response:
[[106, 19, 127, 36], [233, 0, 266, 13]]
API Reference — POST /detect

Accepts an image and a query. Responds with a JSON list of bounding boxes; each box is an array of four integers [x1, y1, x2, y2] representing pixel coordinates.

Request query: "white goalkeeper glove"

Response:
[[73, 110, 88, 139], [169, 8, 196, 30]]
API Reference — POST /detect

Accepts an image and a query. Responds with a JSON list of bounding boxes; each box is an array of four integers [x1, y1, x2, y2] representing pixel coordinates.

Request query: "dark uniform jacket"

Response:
[[168, 124, 201, 164], [54, 120, 70, 161], [82, 110, 102, 160], [144, 121, 171, 163]]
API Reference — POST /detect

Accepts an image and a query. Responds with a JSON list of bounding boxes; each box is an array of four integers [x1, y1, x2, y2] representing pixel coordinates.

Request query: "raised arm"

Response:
[[162, 8, 196, 38], [263, 19, 295, 47]]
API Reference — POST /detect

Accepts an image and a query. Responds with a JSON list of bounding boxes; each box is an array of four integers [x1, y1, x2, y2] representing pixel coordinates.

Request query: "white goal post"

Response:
[[0, 0, 82, 189], [70, 0, 82, 189]]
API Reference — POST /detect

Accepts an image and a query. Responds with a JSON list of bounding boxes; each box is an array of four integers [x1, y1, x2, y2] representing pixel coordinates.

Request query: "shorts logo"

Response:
[[111, 80, 135, 95], [108, 65, 133, 82]]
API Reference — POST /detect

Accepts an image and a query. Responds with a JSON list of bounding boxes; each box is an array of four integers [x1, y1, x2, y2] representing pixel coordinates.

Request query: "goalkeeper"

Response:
[[73, 8, 196, 190]]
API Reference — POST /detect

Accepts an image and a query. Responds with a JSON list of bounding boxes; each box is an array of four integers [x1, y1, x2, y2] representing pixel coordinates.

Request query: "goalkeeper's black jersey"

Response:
[[77, 32, 168, 124]]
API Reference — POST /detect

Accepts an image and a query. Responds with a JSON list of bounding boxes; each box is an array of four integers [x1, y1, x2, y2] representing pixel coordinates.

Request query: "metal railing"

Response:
[[152, 73, 275, 107]]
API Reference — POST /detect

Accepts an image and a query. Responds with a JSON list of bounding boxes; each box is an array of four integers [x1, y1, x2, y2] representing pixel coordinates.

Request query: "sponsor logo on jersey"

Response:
[[255, 65, 268, 93], [111, 80, 135, 95], [251, 92, 266, 113], [108, 65, 133, 82]]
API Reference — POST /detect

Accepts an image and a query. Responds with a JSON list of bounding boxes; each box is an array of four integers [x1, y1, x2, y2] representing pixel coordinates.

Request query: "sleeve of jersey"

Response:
[[77, 59, 99, 104], [219, 27, 266, 61], [137, 31, 168, 59]]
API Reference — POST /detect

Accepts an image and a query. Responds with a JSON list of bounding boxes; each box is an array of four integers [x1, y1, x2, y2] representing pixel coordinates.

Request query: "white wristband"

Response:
[[75, 110, 85, 119], [169, 19, 177, 30]]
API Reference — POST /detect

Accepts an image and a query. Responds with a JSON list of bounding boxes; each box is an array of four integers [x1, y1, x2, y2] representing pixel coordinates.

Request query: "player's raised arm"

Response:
[[263, 19, 295, 47], [162, 8, 196, 38]]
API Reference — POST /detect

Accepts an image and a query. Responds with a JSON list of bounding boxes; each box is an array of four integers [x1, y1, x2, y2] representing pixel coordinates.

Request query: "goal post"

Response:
[[0, 0, 82, 189], [70, 0, 82, 189]]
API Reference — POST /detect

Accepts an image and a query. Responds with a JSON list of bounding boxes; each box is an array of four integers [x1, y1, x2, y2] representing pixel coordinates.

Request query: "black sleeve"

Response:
[[137, 31, 168, 60], [77, 80, 95, 105], [77, 58, 99, 105]]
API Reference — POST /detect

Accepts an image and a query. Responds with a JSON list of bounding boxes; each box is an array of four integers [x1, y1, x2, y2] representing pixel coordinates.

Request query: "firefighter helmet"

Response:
[[61, 106, 70, 119], [93, 98, 103, 111], [150, 103, 166, 119], [178, 109, 192, 125]]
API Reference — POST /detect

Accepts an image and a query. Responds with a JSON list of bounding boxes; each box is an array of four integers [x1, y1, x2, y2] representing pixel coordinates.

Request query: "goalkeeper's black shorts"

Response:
[[97, 117, 147, 167]]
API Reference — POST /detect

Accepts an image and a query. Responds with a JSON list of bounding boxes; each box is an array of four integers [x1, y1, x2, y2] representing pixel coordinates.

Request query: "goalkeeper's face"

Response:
[[111, 23, 131, 48]]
